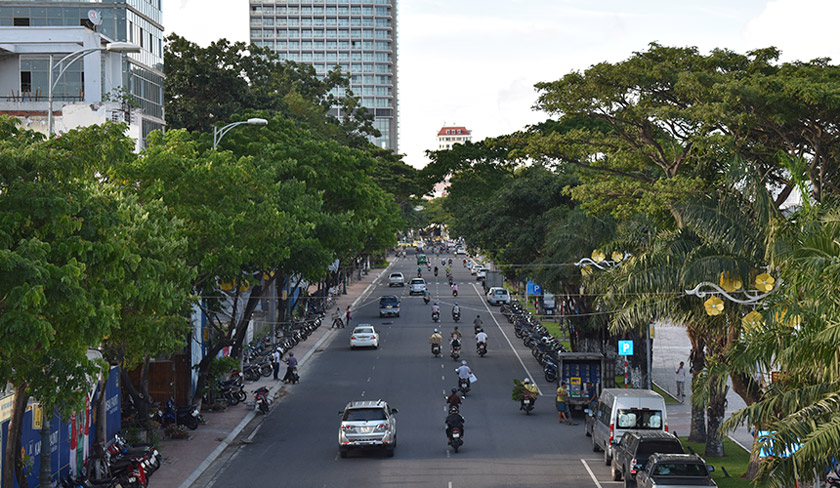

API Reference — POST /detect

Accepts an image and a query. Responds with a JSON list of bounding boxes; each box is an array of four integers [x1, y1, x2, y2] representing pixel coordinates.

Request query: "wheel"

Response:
[[452, 443, 459, 453], [624, 476, 636, 488], [186, 416, 199, 430], [396, 313, 400, 317], [260, 364, 273, 377], [339, 448, 348, 458], [611, 458, 623, 481], [350, 345, 355, 350], [236, 390, 247, 402], [227, 394, 240, 406], [374, 344, 379, 349], [525, 408, 531, 416], [385, 447, 395, 457], [592, 435, 601, 452], [604, 445, 612, 466]]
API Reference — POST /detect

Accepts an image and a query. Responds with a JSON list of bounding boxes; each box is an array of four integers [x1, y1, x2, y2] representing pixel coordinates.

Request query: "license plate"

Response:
[[453, 432, 460, 438]]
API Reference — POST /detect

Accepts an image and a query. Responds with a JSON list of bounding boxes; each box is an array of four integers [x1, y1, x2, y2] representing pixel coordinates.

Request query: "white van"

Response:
[[585, 388, 668, 466]]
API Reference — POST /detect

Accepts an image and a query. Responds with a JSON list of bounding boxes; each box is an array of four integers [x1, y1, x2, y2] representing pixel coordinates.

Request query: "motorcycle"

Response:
[[521, 397, 535, 415], [457, 377, 471, 396], [159, 397, 200, 430], [452, 311, 461, 322], [452, 288, 458, 297], [254, 386, 270, 414], [448, 276, 454, 286], [544, 361, 558, 383], [448, 426, 463, 453], [431, 342, 441, 357], [423, 295, 430, 304], [432, 310, 440, 322], [477, 342, 487, 357], [434, 268, 438, 277], [450, 343, 461, 361]]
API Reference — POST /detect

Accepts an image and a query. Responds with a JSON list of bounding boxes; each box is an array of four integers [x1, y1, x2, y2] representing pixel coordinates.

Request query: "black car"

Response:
[[379, 296, 400, 317], [612, 431, 684, 484]]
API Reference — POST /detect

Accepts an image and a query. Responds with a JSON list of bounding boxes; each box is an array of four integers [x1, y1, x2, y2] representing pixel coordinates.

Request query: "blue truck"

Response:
[[557, 352, 615, 410]]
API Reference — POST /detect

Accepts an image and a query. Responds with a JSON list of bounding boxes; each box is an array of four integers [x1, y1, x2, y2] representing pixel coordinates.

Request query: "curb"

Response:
[[177, 261, 394, 488]]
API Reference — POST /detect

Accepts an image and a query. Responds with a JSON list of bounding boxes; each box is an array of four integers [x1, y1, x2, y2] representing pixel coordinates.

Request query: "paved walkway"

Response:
[[651, 323, 754, 450], [150, 257, 396, 488]]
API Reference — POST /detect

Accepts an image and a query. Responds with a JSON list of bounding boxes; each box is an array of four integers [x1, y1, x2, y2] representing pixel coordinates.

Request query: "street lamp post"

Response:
[[212, 118, 268, 149], [47, 42, 140, 137]]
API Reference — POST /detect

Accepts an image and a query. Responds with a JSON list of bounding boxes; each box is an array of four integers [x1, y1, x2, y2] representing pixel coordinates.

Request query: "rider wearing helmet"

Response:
[[473, 315, 483, 334], [429, 329, 442, 346], [446, 387, 462, 408], [455, 360, 472, 391], [445, 404, 465, 440], [521, 378, 539, 409]]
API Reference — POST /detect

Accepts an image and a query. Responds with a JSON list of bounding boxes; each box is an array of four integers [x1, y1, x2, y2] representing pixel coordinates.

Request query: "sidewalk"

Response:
[[651, 323, 754, 451], [150, 258, 394, 488]]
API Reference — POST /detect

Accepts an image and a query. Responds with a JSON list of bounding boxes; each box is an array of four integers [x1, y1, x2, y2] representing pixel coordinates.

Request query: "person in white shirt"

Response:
[[455, 360, 472, 392], [475, 330, 488, 347], [675, 361, 687, 397]]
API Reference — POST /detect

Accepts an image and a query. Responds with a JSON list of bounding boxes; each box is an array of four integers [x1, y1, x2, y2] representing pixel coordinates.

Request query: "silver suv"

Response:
[[338, 400, 398, 458], [388, 272, 404, 287], [409, 278, 426, 295]]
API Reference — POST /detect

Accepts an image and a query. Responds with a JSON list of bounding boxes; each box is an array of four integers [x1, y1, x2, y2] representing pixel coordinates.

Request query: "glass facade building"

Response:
[[249, 0, 398, 151], [0, 0, 165, 140]]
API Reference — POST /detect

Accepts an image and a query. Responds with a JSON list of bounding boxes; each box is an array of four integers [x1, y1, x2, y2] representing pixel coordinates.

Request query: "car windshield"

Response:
[[617, 409, 663, 429], [411, 279, 424, 285], [390, 274, 401, 278], [354, 328, 374, 334], [652, 463, 708, 477], [494, 290, 506, 296], [344, 408, 387, 421], [380, 297, 399, 306], [638, 441, 683, 458]]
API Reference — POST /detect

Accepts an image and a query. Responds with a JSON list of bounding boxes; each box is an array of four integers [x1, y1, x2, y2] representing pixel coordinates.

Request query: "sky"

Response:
[[165, 0, 840, 168]]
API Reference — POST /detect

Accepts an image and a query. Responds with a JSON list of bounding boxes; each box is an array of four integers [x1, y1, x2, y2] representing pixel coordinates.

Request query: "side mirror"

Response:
[[338, 411, 344, 415], [707, 465, 715, 473], [391, 408, 398, 413]]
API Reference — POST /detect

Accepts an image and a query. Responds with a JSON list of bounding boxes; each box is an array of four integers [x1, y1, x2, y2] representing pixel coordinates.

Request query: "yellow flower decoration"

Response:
[[591, 249, 606, 263], [612, 251, 624, 262], [719, 272, 743, 293], [581, 266, 592, 276], [704, 296, 725, 316], [755, 273, 775, 293], [742, 310, 763, 330], [219, 281, 234, 291]]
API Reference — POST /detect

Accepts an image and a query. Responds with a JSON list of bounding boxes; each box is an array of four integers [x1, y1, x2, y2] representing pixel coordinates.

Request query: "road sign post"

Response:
[[618, 340, 633, 388]]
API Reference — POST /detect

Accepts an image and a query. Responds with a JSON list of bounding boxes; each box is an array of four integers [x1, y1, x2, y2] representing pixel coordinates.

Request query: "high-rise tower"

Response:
[[249, 0, 398, 151]]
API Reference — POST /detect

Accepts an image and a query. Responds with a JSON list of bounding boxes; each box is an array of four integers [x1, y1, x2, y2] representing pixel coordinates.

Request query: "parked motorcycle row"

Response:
[[61, 433, 162, 488], [503, 300, 567, 383]]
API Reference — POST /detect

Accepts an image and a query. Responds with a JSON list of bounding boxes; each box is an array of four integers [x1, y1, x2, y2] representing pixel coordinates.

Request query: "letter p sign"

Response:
[[618, 340, 633, 356]]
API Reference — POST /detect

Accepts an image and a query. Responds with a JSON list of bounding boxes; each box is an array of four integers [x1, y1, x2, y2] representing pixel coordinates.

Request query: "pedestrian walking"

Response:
[[271, 348, 281, 380], [331, 307, 343, 328], [556, 382, 571, 424], [676, 361, 687, 397], [345, 306, 351, 328]]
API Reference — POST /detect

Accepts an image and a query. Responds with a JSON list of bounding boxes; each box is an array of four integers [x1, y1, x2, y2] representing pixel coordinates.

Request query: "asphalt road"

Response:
[[204, 255, 624, 488]]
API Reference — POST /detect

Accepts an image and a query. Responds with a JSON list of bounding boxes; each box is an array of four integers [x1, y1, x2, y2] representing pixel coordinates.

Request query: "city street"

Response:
[[199, 255, 622, 487]]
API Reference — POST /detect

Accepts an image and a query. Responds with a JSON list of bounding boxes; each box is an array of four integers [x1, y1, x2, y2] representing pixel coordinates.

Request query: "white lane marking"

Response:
[[247, 424, 262, 441], [372, 365, 376, 370], [473, 283, 544, 396], [441, 376, 445, 381], [361, 390, 365, 397], [366, 377, 371, 383], [581, 459, 603, 488]]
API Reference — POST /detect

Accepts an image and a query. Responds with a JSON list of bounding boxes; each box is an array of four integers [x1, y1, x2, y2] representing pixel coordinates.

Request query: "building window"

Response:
[[13, 18, 30, 26], [20, 71, 32, 92]]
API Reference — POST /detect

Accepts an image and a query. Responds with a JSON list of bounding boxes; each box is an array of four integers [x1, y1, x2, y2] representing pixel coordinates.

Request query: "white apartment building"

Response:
[[436, 125, 471, 150]]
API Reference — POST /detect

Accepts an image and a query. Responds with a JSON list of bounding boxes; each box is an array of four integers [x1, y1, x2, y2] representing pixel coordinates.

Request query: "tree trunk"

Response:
[[3, 386, 29, 488], [745, 430, 761, 480], [688, 336, 706, 443], [91, 375, 109, 482], [38, 408, 51, 488], [704, 379, 727, 458]]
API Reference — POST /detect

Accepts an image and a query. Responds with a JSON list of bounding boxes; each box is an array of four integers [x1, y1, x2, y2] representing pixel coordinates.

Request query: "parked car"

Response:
[[470, 263, 478, 275], [476, 268, 489, 281], [350, 325, 379, 349], [635, 453, 717, 488], [455, 247, 466, 255], [586, 388, 668, 466], [379, 296, 400, 317], [611, 431, 684, 483], [409, 278, 426, 295], [388, 272, 405, 287], [486, 286, 511, 305], [338, 400, 398, 458]]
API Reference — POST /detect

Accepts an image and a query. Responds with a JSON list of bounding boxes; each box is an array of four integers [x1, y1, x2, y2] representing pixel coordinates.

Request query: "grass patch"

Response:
[[678, 436, 752, 488], [653, 383, 680, 404]]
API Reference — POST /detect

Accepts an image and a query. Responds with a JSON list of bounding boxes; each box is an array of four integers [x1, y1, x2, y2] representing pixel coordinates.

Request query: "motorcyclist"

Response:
[[430, 329, 443, 345], [434, 266, 439, 277], [446, 387, 462, 408], [451, 326, 462, 341], [520, 378, 538, 409], [451, 283, 459, 296], [431, 302, 441, 316], [445, 405, 465, 440], [455, 360, 472, 391], [452, 303, 461, 320], [424, 289, 431, 303], [473, 315, 483, 334], [417, 266, 422, 277], [445, 266, 451, 277], [448, 258, 453, 266], [475, 329, 488, 349]]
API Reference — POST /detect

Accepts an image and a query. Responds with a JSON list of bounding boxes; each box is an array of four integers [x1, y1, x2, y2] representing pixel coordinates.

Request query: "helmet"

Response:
[[461, 360, 467, 365], [523, 378, 531, 384], [451, 387, 458, 393], [455, 302, 459, 306], [434, 302, 438, 305], [449, 405, 459, 414]]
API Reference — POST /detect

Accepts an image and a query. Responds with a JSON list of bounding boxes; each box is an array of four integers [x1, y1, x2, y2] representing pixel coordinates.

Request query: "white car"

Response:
[[388, 272, 404, 287], [477, 268, 489, 281], [409, 278, 426, 295], [455, 247, 466, 255], [470, 263, 478, 275], [350, 325, 379, 349], [338, 400, 398, 458], [486, 287, 511, 305]]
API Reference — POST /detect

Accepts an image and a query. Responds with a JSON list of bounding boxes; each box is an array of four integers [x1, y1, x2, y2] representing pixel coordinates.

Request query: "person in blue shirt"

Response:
[[283, 353, 299, 383]]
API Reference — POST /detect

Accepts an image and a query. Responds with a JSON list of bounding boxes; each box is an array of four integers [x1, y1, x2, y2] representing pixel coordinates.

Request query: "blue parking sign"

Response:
[[618, 340, 633, 356]]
